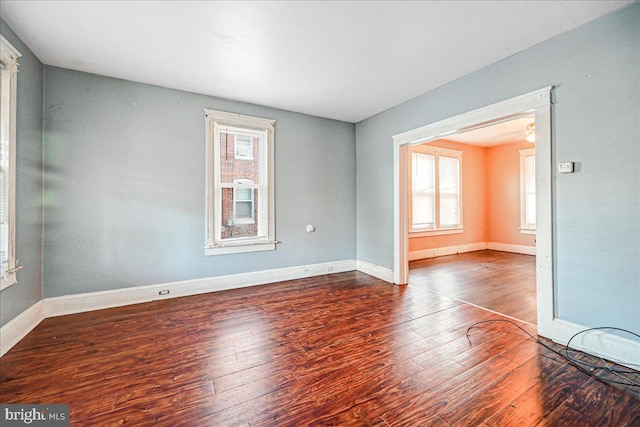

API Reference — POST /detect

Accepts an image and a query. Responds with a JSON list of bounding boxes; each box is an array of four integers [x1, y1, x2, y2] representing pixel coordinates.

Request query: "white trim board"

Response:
[[487, 242, 536, 256], [392, 87, 552, 147], [409, 242, 488, 261], [0, 301, 44, 357], [45, 259, 357, 317], [2, 261, 638, 373], [409, 242, 536, 261], [2, 258, 395, 356], [356, 259, 394, 283], [3, 259, 382, 356], [548, 319, 640, 371], [392, 87, 554, 347]]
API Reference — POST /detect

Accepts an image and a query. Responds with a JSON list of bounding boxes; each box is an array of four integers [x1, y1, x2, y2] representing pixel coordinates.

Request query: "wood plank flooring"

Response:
[[410, 250, 537, 324], [1, 270, 638, 426]]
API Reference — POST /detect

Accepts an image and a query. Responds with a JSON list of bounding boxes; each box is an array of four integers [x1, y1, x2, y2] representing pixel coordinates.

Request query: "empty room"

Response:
[[1, 1, 638, 426]]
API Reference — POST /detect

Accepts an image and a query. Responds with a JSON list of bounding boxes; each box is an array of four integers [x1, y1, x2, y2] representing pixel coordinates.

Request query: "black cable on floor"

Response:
[[466, 319, 640, 388]]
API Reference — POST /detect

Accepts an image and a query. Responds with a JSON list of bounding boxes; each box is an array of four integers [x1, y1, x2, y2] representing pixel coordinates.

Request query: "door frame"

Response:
[[392, 87, 554, 334]]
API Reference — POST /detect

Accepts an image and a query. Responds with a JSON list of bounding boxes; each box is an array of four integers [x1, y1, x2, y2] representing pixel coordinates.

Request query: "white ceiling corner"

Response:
[[0, 1, 634, 123]]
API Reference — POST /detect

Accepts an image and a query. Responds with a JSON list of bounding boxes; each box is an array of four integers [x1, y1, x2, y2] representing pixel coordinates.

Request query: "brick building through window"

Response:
[[219, 132, 259, 239]]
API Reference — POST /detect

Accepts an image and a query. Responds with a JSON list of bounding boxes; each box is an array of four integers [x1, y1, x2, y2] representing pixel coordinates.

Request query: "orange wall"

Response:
[[486, 141, 536, 247], [409, 139, 535, 254], [409, 140, 487, 252]]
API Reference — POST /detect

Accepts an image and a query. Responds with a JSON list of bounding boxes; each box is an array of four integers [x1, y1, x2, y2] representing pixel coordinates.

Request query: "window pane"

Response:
[[234, 136, 253, 159], [524, 155, 536, 228], [439, 156, 460, 227], [525, 156, 535, 192], [526, 193, 536, 228], [221, 188, 259, 240], [234, 184, 254, 221], [412, 153, 434, 188], [235, 201, 252, 219], [412, 153, 435, 229], [219, 132, 260, 184], [0, 66, 10, 264], [412, 190, 434, 229], [235, 187, 252, 202]]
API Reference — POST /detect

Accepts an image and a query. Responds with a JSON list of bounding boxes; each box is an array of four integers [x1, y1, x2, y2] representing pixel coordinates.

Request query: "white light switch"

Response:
[[559, 162, 574, 174]]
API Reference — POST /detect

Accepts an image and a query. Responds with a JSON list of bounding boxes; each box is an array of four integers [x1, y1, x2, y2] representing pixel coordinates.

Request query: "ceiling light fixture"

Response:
[[525, 122, 536, 143]]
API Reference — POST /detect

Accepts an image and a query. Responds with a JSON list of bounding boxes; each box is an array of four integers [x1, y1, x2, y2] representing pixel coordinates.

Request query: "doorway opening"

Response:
[[405, 115, 537, 324], [393, 87, 554, 335]]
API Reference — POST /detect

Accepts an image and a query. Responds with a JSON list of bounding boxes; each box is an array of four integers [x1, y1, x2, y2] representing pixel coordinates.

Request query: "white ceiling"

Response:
[[444, 115, 535, 147], [0, 1, 634, 123]]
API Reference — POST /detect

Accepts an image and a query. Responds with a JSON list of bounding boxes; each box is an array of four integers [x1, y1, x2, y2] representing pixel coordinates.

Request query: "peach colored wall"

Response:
[[408, 140, 487, 252], [486, 141, 536, 247]]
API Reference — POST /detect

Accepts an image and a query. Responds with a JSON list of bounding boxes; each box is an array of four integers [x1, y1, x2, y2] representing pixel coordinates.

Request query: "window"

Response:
[[205, 110, 276, 255], [0, 36, 21, 290], [233, 179, 255, 224], [234, 135, 253, 160], [520, 148, 536, 234], [409, 146, 462, 234]]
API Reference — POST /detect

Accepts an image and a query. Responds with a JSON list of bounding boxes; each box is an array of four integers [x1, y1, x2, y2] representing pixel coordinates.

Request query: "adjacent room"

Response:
[[1, 1, 638, 426], [407, 116, 538, 324]]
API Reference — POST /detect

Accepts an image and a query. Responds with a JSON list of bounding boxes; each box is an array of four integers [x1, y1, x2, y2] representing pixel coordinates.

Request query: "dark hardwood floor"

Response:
[[1, 270, 638, 426], [410, 250, 537, 324]]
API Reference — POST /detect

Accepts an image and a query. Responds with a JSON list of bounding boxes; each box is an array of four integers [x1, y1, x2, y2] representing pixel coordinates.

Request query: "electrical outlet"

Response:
[[158, 289, 170, 295], [326, 266, 334, 273], [559, 162, 574, 174]]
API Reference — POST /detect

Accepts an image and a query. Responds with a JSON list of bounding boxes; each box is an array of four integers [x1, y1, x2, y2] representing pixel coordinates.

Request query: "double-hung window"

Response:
[[520, 148, 536, 234], [204, 110, 276, 255], [409, 145, 463, 234], [0, 35, 21, 290]]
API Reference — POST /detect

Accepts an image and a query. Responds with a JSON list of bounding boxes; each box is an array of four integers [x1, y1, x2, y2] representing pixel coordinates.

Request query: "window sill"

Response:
[[230, 219, 256, 225], [0, 273, 17, 291], [519, 228, 536, 235], [205, 240, 277, 256], [410, 228, 464, 238]]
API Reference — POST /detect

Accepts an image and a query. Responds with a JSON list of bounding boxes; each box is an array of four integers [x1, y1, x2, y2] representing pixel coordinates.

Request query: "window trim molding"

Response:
[[204, 109, 276, 256], [519, 148, 536, 234], [409, 228, 464, 238], [408, 145, 463, 233], [0, 35, 21, 291]]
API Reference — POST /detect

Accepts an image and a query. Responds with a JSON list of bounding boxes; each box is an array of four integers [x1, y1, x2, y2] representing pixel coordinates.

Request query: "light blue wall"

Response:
[[3, 4, 638, 334], [43, 67, 356, 297], [356, 4, 639, 332], [0, 20, 44, 327]]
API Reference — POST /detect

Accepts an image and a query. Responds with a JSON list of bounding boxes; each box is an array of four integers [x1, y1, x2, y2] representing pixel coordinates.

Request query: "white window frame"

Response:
[[408, 145, 463, 236], [204, 109, 276, 255], [234, 135, 253, 160], [0, 35, 21, 290], [519, 148, 536, 234]]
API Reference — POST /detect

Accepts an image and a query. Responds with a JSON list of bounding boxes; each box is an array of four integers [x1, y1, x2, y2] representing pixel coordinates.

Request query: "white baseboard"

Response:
[[4, 260, 638, 375], [45, 259, 357, 317], [487, 242, 536, 256], [409, 242, 536, 261], [355, 259, 394, 283], [409, 242, 488, 261], [0, 301, 44, 357], [543, 318, 640, 371], [1, 260, 360, 356]]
